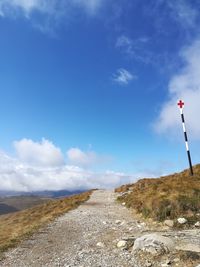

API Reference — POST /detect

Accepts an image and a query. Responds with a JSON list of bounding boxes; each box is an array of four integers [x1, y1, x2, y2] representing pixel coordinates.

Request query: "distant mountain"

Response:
[[0, 195, 52, 215], [0, 203, 19, 215], [0, 190, 85, 198], [31, 190, 85, 198], [0, 190, 86, 215]]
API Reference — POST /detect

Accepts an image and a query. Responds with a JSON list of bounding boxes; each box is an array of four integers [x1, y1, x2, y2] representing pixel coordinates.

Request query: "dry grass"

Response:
[[115, 164, 200, 222], [0, 190, 92, 256]]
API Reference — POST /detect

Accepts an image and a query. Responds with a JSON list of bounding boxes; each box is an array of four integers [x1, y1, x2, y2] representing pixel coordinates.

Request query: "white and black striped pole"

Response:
[[177, 100, 193, 176]]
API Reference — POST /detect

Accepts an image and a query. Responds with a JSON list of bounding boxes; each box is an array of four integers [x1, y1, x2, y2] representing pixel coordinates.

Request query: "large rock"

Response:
[[177, 217, 187, 224], [176, 243, 200, 253], [164, 220, 174, 227], [132, 233, 174, 255]]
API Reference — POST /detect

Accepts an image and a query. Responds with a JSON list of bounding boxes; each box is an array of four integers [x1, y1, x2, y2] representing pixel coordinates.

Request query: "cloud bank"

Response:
[[0, 138, 139, 192], [154, 38, 200, 139]]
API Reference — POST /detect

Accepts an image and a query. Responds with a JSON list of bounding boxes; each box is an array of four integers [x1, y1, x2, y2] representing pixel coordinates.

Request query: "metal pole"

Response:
[[177, 100, 193, 176]]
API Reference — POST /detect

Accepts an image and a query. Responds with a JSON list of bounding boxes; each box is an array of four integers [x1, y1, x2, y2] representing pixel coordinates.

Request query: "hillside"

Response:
[[1, 190, 200, 267], [0, 196, 53, 215], [0, 190, 85, 216], [115, 164, 200, 223], [0, 190, 92, 256]]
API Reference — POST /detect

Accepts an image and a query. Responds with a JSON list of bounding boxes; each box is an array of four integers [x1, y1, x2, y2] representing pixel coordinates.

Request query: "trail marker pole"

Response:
[[177, 100, 193, 176]]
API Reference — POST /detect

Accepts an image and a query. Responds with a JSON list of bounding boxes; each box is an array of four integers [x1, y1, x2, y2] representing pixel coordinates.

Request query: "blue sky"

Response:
[[0, 0, 200, 192]]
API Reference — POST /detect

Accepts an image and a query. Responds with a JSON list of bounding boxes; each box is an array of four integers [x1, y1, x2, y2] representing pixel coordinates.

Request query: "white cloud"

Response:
[[67, 147, 111, 168], [0, 0, 106, 33], [0, 138, 158, 193], [0, 0, 105, 18], [0, 0, 51, 16], [14, 138, 64, 167], [116, 35, 133, 55], [166, 0, 198, 28], [154, 38, 200, 139], [116, 35, 153, 64], [0, 138, 137, 192], [67, 148, 97, 167], [72, 0, 104, 15], [113, 68, 136, 85], [0, 151, 135, 192]]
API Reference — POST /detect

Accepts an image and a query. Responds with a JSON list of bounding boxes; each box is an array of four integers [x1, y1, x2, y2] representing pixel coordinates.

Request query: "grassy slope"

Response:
[[0, 196, 53, 215], [115, 164, 200, 222], [0, 190, 92, 255]]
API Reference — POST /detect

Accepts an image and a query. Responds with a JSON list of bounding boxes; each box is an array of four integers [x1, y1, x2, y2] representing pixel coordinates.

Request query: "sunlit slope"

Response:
[[0, 191, 92, 256], [115, 165, 200, 222]]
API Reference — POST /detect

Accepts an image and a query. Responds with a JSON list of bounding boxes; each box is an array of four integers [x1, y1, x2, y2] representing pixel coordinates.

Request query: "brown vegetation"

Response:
[[0, 190, 92, 256], [0, 196, 53, 215], [115, 164, 200, 223]]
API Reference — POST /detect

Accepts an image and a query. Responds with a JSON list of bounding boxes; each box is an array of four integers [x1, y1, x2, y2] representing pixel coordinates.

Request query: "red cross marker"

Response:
[[177, 100, 184, 109]]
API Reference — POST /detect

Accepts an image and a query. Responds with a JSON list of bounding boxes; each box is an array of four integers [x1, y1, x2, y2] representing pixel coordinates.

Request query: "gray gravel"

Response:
[[0, 190, 144, 267]]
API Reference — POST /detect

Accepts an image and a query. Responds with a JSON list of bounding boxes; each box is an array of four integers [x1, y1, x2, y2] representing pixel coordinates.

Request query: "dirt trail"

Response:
[[0, 190, 143, 267], [1, 190, 200, 267]]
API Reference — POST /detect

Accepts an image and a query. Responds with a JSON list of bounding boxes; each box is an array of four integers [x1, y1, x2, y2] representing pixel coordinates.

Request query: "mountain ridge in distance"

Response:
[[0, 189, 86, 216], [0, 189, 85, 198]]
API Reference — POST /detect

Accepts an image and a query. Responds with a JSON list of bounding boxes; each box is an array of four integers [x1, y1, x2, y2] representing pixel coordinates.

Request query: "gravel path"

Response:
[[0, 190, 144, 267]]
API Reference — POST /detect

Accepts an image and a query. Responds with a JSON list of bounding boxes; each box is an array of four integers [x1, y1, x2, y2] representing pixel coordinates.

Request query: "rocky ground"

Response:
[[0, 190, 200, 267]]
